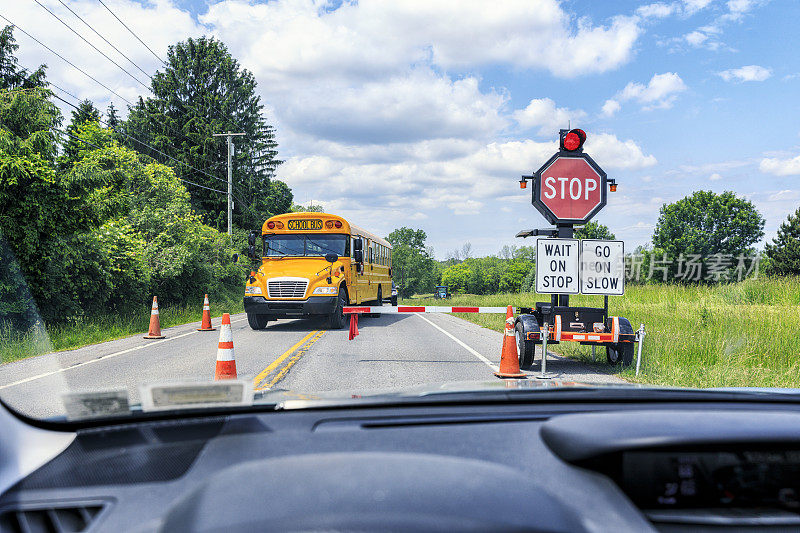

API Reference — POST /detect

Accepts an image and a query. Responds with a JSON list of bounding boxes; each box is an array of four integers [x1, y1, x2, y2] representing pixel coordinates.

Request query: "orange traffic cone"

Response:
[[348, 313, 359, 340], [215, 313, 237, 380], [197, 294, 216, 331], [494, 305, 526, 379], [144, 296, 165, 339]]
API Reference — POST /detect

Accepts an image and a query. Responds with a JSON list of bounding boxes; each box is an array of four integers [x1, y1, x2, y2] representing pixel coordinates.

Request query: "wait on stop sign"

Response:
[[535, 156, 604, 223]]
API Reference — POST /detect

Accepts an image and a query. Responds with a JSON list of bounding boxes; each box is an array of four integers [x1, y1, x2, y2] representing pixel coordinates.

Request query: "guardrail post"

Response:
[[635, 323, 646, 376]]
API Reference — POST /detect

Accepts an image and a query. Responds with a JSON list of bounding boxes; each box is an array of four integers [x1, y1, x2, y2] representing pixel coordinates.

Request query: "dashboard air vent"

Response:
[[0, 502, 109, 533]]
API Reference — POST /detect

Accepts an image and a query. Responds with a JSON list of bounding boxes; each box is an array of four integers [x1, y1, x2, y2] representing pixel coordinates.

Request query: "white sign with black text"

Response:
[[580, 240, 625, 295], [536, 238, 580, 294]]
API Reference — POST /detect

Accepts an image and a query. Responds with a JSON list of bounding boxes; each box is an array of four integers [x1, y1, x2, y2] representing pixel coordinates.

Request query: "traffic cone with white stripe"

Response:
[[494, 305, 526, 379], [214, 313, 237, 380], [197, 294, 216, 331], [143, 296, 165, 339]]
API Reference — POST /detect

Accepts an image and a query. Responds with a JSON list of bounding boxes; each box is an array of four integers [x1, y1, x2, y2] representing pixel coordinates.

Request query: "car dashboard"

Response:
[[3, 397, 800, 532]]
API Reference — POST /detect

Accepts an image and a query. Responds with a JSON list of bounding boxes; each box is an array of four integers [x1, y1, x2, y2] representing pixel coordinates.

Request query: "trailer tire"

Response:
[[607, 342, 634, 367], [516, 322, 535, 370], [606, 345, 619, 364]]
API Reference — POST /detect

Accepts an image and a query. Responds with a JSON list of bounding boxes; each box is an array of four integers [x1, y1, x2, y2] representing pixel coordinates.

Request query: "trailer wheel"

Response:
[[607, 343, 634, 367], [606, 345, 619, 364], [516, 322, 535, 370]]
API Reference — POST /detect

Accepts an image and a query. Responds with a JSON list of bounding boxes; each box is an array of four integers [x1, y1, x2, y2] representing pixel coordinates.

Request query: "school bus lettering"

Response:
[[288, 219, 323, 231]]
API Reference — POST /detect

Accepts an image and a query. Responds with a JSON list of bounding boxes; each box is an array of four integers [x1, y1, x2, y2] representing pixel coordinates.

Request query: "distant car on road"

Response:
[[391, 282, 398, 306], [434, 285, 450, 299]]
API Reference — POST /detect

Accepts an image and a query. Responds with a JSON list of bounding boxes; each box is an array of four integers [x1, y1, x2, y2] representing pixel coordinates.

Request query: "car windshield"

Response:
[[1, 0, 799, 422], [264, 234, 347, 257]]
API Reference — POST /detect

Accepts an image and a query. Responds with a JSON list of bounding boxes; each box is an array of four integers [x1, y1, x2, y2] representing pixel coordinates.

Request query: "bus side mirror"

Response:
[[232, 253, 239, 264], [325, 253, 338, 263], [353, 250, 363, 263], [248, 230, 258, 247], [353, 239, 363, 251], [248, 245, 257, 260]]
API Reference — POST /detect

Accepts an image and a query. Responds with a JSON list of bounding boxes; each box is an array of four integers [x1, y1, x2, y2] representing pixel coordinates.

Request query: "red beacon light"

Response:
[[561, 128, 587, 152]]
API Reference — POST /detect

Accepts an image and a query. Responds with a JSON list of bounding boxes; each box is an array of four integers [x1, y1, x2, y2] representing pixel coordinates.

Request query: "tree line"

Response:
[[388, 194, 800, 297], [0, 27, 293, 329]]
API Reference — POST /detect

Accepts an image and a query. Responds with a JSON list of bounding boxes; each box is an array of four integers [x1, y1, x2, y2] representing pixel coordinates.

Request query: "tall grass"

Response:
[[0, 290, 244, 365], [404, 277, 800, 388]]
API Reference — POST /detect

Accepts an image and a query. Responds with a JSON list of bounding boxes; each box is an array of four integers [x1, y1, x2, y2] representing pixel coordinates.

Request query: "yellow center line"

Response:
[[252, 330, 319, 388], [256, 330, 325, 391]]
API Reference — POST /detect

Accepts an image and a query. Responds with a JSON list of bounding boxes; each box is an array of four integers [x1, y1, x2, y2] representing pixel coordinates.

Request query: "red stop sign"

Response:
[[533, 155, 606, 224]]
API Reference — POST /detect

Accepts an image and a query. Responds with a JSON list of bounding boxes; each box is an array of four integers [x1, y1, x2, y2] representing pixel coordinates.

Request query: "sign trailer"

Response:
[[516, 129, 636, 372]]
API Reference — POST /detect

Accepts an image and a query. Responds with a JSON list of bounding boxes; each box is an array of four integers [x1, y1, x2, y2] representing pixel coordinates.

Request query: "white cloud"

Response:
[[584, 133, 658, 169], [768, 190, 800, 201], [601, 99, 622, 117], [202, 0, 642, 80], [612, 72, 687, 111], [512, 98, 586, 135], [682, 0, 714, 13], [636, 3, 678, 18], [709, 173, 723, 181], [718, 65, 772, 82], [760, 155, 800, 176], [280, 134, 655, 222], [281, 69, 508, 145], [684, 31, 708, 46]]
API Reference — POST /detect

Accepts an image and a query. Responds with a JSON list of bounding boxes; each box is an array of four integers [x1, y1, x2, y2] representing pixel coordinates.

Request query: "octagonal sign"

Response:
[[532, 153, 607, 225]]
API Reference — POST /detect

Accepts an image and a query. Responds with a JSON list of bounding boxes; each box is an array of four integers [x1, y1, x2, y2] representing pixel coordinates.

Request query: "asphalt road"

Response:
[[0, 311, 623, 418]]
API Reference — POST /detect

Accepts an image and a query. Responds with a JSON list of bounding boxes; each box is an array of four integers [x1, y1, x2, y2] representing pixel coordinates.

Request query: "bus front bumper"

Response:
[[244, 296, 337, 318]]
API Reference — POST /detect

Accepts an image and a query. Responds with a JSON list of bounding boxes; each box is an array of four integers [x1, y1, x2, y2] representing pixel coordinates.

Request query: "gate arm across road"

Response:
[[343, 306, 513, 314]]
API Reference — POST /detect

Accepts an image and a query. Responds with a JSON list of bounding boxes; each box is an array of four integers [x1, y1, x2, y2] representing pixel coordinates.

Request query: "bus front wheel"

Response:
[[327, 288, 347, 329], [247, 313, 269, 330]]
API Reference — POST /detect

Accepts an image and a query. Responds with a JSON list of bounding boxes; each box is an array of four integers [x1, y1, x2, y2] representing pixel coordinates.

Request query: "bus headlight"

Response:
[[312, 286, 338, 295], [245, 286, 263, 295]]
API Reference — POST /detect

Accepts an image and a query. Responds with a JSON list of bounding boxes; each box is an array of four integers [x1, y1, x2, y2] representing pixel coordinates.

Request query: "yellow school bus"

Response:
[[243, 212, 393, 330]]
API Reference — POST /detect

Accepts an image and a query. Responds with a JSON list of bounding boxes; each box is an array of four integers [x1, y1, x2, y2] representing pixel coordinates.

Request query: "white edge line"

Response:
[[0, 317, 248, 391], [414, 313, 499, 372]]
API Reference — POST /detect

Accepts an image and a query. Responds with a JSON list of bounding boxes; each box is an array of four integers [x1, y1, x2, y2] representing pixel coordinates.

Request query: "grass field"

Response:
[[0, 290, 244, 365], [403, 277, 800, 389]]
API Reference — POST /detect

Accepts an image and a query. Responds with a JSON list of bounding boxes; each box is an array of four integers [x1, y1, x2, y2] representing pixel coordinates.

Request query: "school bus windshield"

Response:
[[264, 234, 348, 257]]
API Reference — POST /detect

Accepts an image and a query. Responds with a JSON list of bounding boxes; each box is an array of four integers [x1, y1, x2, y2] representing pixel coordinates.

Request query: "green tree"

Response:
[[652, 191, 765, 282], [441, 263, 470, 293], [0, 26, 46, 90], [105, 102, 120, 131], [123, 36, 288, 230], [60, 99, 101, 169], [575, 220, 616, 240], [499, 259, 533, 292], [0, 86, 66, 326], [765, 207, 800, 275], [387, 227, 437, 296]]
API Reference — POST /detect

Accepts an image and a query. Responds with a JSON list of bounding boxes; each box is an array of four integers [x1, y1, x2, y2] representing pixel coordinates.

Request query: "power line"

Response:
[[54, 124, 228, 196], [50, 88, 228, 187], [51, 88, 254, 212], [0, 14, 134, 106], [55, 0, 154, 81], [32, 0, 150, 90], [96, 0, 165, 65]]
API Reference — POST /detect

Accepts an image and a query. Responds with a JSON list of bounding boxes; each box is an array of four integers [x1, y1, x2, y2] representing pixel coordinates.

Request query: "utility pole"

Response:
[[212, 132, 245, 235]]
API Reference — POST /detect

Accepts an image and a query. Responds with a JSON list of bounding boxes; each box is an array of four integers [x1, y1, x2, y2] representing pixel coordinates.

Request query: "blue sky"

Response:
[[7, 0, 799, 258]]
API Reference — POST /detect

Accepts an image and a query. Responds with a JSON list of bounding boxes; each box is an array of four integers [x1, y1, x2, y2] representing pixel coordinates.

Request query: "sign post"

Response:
[[514, 129, 637, 369]]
